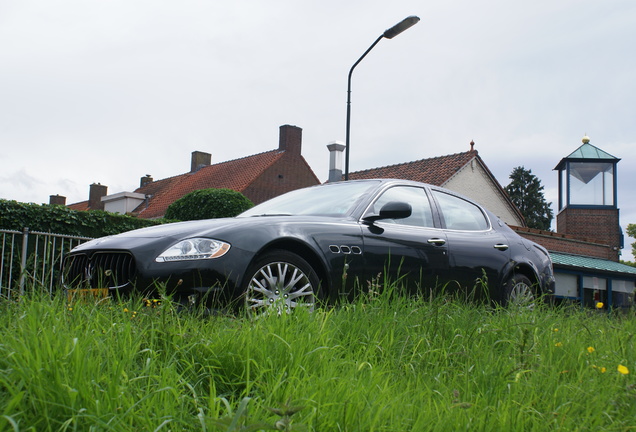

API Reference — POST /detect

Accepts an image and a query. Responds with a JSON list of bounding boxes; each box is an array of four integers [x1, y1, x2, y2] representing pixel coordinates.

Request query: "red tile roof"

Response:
[[67, 201, 90, 211], [348, 150, 478, 185], [132, 149, 318, 219], [347, 149, 525, 225]]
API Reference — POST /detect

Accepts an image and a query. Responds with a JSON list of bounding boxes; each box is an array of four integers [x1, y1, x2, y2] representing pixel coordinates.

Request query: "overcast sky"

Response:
[[1, 0, 635, 258]]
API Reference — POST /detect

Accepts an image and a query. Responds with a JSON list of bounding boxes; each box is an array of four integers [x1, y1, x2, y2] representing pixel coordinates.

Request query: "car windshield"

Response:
[[239, 181, 380, 217]]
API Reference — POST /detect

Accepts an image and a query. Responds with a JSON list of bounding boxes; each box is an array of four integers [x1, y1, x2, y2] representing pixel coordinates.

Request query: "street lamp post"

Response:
[[344, 15, 420, 181]]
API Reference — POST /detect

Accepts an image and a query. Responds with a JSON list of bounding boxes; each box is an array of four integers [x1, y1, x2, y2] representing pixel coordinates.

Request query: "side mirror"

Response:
[[363, 201, 412, 223]]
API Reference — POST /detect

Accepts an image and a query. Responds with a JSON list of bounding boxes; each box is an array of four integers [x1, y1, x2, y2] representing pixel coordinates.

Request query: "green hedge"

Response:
[[0, 200, 162, 238], [165, 188, 253, 221]]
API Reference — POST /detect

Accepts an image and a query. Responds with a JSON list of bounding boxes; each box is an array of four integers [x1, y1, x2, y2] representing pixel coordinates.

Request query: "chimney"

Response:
[[191, 151, 211, 173], [49, 194, 66, 206], [278, 124, 302, 155], [140, 174, 153, 188], [327, 141, 346, 183], [89, 183, 107, 210]]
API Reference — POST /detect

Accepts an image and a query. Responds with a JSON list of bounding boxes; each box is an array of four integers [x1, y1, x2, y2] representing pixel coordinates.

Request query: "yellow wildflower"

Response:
[[555, 342, 563, 347], [587, 346, 595, 354], [553, 328, 559, 332], [596, 302, 604, 309], [618, 364, 630, 375]]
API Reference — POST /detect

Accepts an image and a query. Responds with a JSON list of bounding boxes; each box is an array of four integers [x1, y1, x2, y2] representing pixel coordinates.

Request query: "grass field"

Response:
[[0, 286, 635, 431]]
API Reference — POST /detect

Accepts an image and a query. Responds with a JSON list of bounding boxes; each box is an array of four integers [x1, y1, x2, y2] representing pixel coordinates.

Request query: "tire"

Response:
[[502, 274, 536, 309], [243, 250, 321, 316]]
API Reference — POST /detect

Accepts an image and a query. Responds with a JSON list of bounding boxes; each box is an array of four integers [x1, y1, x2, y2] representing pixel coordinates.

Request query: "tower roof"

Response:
[[554, 137, 620, 171]]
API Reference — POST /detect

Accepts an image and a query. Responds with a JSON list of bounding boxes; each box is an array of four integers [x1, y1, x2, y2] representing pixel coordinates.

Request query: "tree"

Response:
[[627, 224, 636, 262], [505, 166, 553, 231], [165, 188, 253, 221]]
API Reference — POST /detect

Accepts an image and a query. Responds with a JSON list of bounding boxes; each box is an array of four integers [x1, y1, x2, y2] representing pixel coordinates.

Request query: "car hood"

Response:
[[71, 215, 351, 252], [117, 218, 244, 239]]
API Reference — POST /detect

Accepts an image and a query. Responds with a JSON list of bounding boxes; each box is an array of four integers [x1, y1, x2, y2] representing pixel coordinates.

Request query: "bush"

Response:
[[165, 188, 253, 221], [0, 199, 161, 238]]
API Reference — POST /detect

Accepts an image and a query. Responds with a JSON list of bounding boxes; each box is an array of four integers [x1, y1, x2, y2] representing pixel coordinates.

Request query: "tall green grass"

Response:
[[0, 287, 634, 431]]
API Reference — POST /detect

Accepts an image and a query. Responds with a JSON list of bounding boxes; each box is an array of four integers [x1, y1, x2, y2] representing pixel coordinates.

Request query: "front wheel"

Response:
[[243, 250, 321, 316], [502, 274, 536, 309]]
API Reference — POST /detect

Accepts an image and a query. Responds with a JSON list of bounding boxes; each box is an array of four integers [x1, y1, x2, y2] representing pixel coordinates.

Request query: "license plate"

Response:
[[67, 288, 110, 302]]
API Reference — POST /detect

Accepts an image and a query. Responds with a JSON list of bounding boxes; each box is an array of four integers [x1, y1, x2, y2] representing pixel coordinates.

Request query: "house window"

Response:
[[612, 279, 635, 309], [582, 276, 607, 308], [554, 273, 578, 298]]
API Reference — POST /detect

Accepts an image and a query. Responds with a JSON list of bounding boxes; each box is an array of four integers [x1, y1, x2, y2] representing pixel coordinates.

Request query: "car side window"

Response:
[[432, 190, 489, 231], [370, 186, 435, 228]]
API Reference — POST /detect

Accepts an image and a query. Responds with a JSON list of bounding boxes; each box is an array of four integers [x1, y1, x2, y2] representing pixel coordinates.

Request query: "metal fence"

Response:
[[0, 228, 93, 299]]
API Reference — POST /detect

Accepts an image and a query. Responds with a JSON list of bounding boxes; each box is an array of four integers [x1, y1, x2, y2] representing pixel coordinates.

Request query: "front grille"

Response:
[[63, 252, 137, 289]]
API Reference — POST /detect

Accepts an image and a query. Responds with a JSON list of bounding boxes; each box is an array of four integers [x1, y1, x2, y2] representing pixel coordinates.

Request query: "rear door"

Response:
[[430, 189, 511, 299]]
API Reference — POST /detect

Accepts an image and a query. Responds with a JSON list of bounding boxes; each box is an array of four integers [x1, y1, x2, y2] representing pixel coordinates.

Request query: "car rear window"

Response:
[[432, 190, 489, 231]]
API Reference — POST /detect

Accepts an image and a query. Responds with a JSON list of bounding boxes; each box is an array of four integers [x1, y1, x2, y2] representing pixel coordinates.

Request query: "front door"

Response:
[[361, 185, 450, 294]]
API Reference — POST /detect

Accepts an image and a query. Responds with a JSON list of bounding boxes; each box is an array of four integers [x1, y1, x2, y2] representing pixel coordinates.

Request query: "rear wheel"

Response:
[[243, 250, 321, 316], [502, 274, 536, 308]]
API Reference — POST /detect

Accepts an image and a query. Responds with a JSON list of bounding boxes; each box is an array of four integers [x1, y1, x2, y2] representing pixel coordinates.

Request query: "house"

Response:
[[67, 183, 108, 212], [326, 140, 525, 227], [66, 125, 321, 218]]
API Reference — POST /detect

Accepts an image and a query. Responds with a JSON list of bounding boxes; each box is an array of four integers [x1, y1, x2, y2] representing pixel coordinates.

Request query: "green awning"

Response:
[[550, 252, 636, 278]]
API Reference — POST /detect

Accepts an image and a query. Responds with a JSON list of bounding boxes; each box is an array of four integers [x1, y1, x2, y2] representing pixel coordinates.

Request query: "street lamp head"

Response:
[[383, 15, 420, 39]]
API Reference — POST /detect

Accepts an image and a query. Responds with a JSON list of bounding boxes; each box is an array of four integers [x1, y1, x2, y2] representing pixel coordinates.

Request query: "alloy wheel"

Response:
[[246, 261, 316, 315]]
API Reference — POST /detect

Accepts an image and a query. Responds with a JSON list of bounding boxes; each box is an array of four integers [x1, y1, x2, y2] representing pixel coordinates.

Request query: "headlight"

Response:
[[155, 238, 231, 262]]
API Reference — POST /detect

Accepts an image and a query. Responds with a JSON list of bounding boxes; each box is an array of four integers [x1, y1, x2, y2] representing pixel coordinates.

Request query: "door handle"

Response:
[[494, 244, 509, 251], [427, 238, 446, 246]]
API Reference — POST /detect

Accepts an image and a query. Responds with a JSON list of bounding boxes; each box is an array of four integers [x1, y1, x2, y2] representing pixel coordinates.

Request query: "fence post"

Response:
[[19, 227, 29, 296]]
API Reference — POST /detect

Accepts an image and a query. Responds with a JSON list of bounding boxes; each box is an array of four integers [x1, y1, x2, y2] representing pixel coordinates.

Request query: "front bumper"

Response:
[[62, 247, 253, 304]]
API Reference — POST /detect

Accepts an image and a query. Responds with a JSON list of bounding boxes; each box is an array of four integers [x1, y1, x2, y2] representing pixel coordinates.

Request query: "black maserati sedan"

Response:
[[63, 179, 555, 312]]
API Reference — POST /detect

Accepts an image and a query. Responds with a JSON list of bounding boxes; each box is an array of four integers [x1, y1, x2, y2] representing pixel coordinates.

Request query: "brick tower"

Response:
[[554, 136, 623, 261]]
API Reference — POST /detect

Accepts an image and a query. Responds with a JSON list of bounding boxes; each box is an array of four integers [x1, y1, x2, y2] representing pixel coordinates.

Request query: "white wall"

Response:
[[443, 160, 523, 226], [102, 192, 146, 214]]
